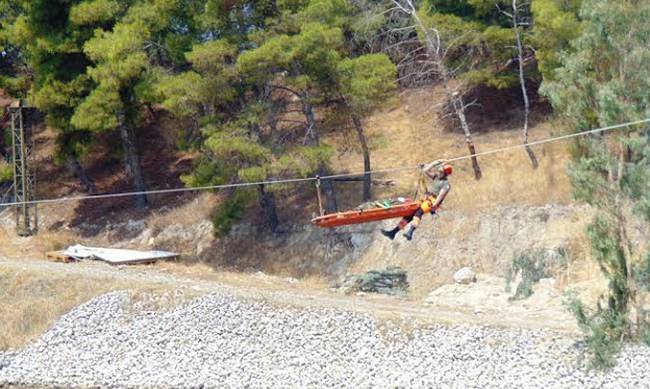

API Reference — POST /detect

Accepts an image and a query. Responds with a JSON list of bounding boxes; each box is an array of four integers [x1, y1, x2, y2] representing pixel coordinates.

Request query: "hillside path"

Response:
[[0, 256, 579, 334]]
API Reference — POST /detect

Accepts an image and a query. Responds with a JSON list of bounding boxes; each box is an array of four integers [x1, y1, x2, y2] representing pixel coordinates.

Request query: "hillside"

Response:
[[326, 86, 570, 211], [2, 0, 650, 386], [0, 85, 573, 261], [0, 71, 646, 389], [0, 85, 609, 337]]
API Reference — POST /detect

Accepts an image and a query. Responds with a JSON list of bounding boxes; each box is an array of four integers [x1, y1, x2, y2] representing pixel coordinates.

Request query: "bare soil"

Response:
[[0, 86, 598, 349], [0, 255, 584, 352]]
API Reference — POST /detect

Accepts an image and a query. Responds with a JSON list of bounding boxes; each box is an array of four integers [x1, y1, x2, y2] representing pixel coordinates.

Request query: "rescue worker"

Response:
[[381, 160, 452, 241]]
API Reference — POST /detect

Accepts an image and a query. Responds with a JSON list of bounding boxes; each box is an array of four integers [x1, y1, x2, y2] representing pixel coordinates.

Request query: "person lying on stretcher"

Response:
[[381, 160, 452, 241]]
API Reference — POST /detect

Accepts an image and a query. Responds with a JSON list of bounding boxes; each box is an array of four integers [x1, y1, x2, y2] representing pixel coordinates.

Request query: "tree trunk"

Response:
[[512, 0, 538, 169], [296, 89, 337, 212], [453, 95, 482, 180], [318, 166, 338, 213], [351, 114, 372, 201], [300, 91, 319, 146], [466, 142, 482, 180], [117, 110, 147, 208], [616, 141, 640, 332], [258, 184, 279, 233], [402, 0, 483, 180], [524, 143, 538, 168], [66, 153, 96, 193]]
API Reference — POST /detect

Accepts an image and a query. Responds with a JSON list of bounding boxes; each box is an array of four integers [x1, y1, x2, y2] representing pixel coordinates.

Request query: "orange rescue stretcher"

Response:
[[311, 198, 421, 228]]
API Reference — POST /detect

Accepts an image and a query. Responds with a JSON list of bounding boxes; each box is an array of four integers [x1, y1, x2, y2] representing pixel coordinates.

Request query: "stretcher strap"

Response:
[[315, 176, 324, 217], [413, 171, 428, 200]]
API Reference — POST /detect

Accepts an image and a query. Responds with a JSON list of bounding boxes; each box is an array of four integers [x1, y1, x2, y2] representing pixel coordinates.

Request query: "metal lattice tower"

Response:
[[9, 100, 37, 236]]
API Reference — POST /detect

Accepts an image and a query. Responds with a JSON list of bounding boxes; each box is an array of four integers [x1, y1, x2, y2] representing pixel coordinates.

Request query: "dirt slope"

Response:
[[325, 86, 571, 212], [0, 86, 602, 346], [0, 255, 583, 350]]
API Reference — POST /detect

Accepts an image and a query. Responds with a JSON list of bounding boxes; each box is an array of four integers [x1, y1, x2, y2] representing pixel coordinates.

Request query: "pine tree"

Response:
[[420, 0, 519, 89], [542, 0, 650, 368], [531, 0, 582, 80], [0, 0, 111, 192], [155, 0, 336, 232], [335, 53, 396, 201], [0, 0, 203, 204], [157, 0, 397, 232], [70, 0, 202, 208]]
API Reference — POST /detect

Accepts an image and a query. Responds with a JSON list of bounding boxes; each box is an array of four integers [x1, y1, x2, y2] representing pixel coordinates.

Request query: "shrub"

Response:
[[0, 162, 13, 184], [211, 188, 254, 237], [505, 248, 566, 301], [564, 292, 627, 369]]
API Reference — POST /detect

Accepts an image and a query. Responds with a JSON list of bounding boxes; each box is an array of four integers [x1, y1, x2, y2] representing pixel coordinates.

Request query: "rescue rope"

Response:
[[0, 118, 648, 208]]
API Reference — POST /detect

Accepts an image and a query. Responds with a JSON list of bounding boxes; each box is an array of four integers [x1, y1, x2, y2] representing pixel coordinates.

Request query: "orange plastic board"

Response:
[[311, 201, 421, 228]]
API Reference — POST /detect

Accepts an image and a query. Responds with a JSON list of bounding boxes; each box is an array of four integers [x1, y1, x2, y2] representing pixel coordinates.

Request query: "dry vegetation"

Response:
[[0, 87, 583, 349], [0, 267, 126, 349], [155, 261, 328, 291], [0, 87, 573, 259], [0, 265, 190, 350], [326, 86, 572, 212]]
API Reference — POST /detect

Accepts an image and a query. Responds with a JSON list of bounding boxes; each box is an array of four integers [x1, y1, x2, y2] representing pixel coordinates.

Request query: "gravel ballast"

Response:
[[1, 291, 649, 388]]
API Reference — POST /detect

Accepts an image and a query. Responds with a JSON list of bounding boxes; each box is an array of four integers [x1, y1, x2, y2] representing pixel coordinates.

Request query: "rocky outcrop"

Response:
[[55, 204, 592, 294]]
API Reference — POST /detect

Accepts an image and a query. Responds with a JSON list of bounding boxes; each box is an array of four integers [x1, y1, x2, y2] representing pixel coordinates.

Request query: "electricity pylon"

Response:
[[9, 100, 37, 236]]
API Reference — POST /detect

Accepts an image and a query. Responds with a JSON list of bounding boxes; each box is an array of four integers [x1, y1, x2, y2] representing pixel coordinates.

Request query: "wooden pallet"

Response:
[[46, 250, 75, 263]]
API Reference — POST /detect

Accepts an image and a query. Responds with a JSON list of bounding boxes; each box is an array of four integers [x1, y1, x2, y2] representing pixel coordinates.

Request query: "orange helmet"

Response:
[[442, 163, 453, 175]]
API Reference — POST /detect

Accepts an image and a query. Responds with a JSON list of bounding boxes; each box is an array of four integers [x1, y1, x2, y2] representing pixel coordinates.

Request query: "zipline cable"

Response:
[[0, 117, 648, 208], [446, 118, 650, 163]]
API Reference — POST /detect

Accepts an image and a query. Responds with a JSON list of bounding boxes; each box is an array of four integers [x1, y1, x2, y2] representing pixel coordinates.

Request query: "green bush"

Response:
[[564, 293, 627, 369], [0, 163, 13, 184], [505, 248, 565, 301], [211, 189, 254, 237], [3, 128, 11, 150]]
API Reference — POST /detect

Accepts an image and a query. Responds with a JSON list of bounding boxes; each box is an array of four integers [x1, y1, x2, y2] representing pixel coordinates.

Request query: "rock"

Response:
[[538, 278, 556, 287], [106, 219, 148, 242], [453, 267, 477, 284], [336, 266, 409, 295], [154, 221, 213, 256]]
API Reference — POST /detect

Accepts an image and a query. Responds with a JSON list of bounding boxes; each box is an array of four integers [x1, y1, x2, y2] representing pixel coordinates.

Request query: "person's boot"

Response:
[[403, 225, 416, 241], [380, 226, 399, 240]]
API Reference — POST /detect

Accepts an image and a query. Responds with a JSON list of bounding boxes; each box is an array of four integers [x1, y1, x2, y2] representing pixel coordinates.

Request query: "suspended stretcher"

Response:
[[311, 198, 421, 228], [311, 175, 423, 228], [311, 166, 438, 228]]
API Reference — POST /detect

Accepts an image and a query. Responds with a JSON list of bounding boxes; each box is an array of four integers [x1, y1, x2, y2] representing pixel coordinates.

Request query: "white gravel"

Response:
[[1, 291, 649, 388]]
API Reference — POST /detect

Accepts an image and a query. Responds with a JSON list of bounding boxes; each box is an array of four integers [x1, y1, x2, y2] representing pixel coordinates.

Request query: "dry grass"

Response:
[[326, 86, 572, 211], [0, 226, 77, 259], [0, 265, 197, 350], [0, 194, 86, 259], [155, 261, 328, 291], [0, 267, 131, 350], [147, 193, 219, 234]]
